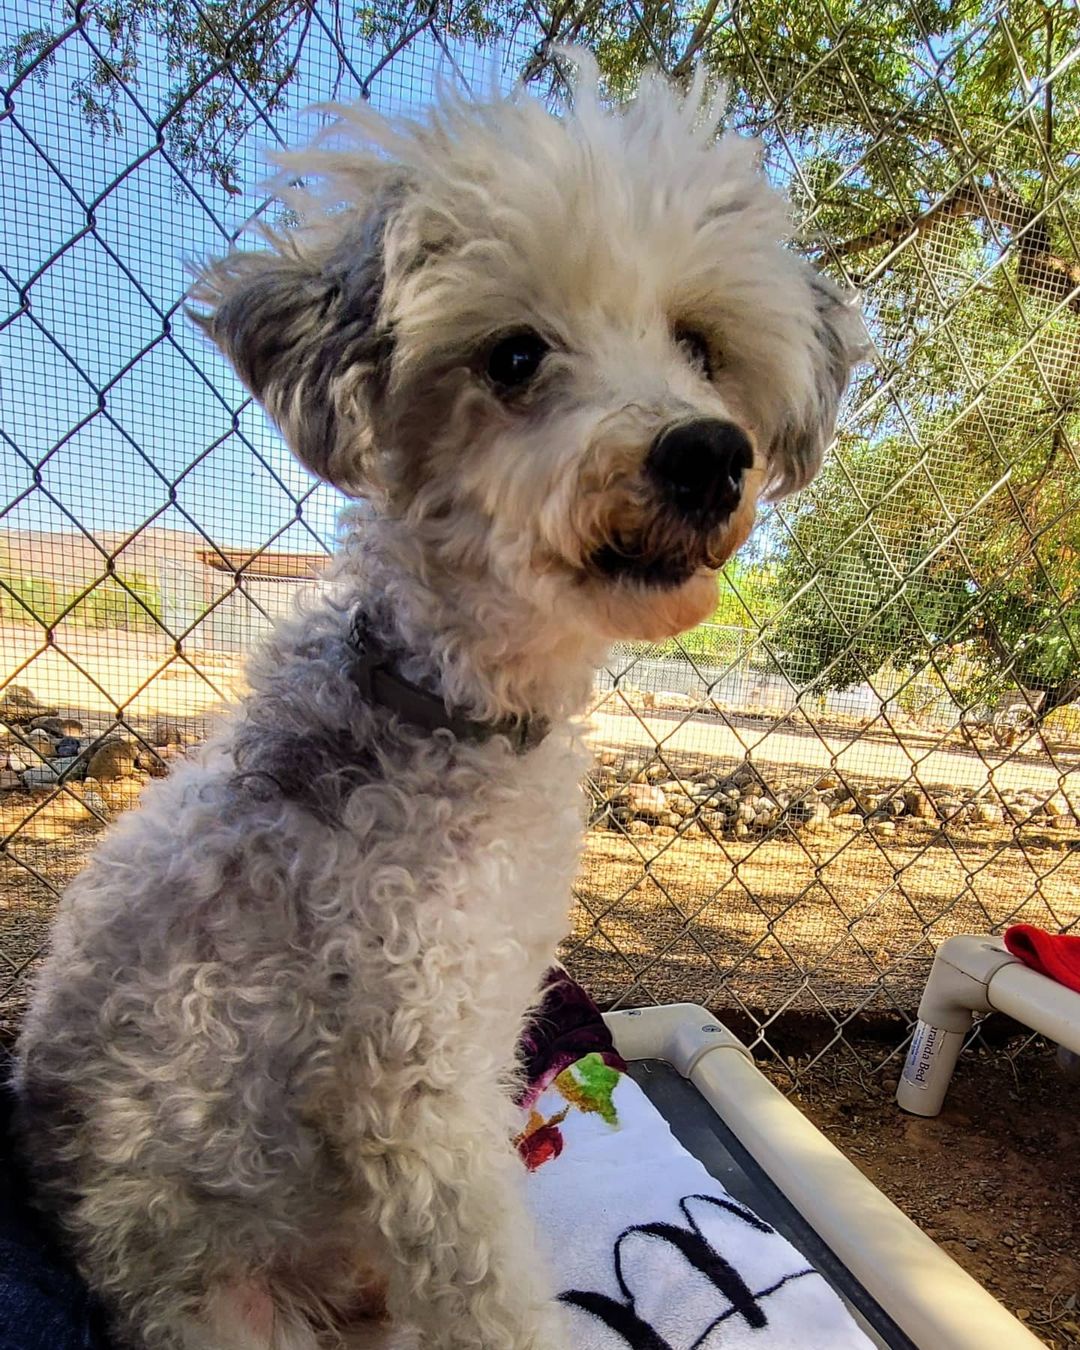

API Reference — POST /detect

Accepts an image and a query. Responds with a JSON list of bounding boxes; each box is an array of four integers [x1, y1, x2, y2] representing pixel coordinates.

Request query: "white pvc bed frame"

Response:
[[896, 933, 1080, 1117], [604, 1003, 1042, 1350]]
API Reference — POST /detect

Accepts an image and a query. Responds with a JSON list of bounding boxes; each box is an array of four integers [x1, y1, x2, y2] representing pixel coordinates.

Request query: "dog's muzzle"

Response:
[[645, 418, 752, 528], [587, 417, 755, 589]]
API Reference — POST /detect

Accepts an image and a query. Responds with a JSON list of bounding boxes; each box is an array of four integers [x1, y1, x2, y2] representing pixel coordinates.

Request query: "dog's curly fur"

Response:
[[13, 57, 865, 1350]]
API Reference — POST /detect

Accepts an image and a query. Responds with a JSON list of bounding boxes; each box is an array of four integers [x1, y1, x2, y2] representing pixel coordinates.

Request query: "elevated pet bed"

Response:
[[1, 975, 1042, 1350], [896, 932, 1080, 1117], [519, 974, 1040, 1350]]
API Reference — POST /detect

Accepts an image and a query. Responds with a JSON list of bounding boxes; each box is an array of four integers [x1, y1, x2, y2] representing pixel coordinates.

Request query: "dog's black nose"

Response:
[[646, 418, 753, 522]]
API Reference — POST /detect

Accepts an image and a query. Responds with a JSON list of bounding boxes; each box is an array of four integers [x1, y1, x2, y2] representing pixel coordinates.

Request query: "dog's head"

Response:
[[191, 61, 866, 641]]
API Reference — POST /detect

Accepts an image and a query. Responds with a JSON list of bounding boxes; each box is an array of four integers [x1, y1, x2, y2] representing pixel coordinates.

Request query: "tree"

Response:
[[78, 572, 162, 629], [737, 0, 1080, 719]]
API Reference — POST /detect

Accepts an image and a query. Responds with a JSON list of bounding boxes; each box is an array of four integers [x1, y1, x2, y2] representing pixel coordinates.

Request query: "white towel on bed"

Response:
[[521, 1054, 874, 1349]]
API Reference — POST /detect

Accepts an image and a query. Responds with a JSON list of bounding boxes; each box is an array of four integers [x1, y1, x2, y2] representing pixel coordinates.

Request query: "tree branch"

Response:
[[671, 0, 722, 80], [820, 181, 1080, 313]]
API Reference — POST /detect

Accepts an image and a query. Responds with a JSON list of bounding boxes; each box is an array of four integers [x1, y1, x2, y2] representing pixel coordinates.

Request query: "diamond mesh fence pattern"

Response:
[[2, 2, 1079, 1081]]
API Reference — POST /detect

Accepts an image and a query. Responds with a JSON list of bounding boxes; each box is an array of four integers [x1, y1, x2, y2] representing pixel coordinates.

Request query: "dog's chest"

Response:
[[443, 733, 587, 959], [333, 723, 589, 997]]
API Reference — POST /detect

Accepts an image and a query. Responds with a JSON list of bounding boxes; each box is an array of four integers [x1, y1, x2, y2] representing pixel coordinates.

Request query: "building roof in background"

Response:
[[196, 548, 329, 578], [0, 528, 330, 586]]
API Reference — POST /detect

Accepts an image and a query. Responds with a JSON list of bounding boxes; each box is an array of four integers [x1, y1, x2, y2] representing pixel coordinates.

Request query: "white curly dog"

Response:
[[14, 56, 864, 1350]]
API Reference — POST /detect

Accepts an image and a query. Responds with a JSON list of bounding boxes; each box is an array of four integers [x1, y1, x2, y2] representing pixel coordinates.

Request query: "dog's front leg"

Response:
[[353, 1096, 561, 1350]]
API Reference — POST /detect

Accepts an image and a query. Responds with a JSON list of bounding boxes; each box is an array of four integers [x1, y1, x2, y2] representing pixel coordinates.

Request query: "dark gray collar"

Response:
[[346, 616, 549, 754]]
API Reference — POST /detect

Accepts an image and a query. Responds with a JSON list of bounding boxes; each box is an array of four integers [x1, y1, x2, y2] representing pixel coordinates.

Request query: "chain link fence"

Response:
[[2, 1, 1079, 1083]]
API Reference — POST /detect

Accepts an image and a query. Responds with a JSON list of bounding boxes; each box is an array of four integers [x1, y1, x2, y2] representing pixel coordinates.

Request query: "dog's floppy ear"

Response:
[[767, 268, 869, 498], [189, 198, 399, 496]]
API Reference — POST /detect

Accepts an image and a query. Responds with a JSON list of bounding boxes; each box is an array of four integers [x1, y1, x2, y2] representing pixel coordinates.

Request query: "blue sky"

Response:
[[0, 3, 537, 556]]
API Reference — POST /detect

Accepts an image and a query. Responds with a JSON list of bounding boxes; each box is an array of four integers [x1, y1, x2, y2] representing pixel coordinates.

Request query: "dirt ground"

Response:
[[775, 1034, 1080, 1349], [564, 824, 1080, 1013], [3, 633, 1080, 1340], [6, 762, 1079, 1032]]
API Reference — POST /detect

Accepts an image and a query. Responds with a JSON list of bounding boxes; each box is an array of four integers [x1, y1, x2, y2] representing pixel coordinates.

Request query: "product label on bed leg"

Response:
[[902, 1021, 942, 1089]]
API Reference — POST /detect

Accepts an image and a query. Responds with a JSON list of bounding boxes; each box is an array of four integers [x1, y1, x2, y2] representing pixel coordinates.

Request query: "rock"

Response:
[[0, 685, 57, 725], [135, 748, 173, 777], [804, 804, 834, 833], [626, 819, 652, 837], [667, 795, 695, 818], [737, 802, 757, 825], [700, 810, 728, 833], [24, 754, 88, 787], [830, 793, 857, 817], [660, 811, 681, 828], [887, 796, 905, 817], [681, 822, 704, 840], [30, 790, 100, 833], [54, 736, 82, 759], [734, 821, 750, 840], [0, 769, 24, 792], [6, 750, 29, 773], [903, 789, 934, 819], [25, 728, 57, 759], [1045, 796, 1066, 817], [628, 783, 668, 819], [816, 773, 839, 790], [973, 800, 1001, 825], [874, 820, 897, 837], [783, 797, 813, 824], [86, 740, 138, 781], [80, 788, 109, 819], [834, 815, 862, 830], [653, 824, 678, 838], [30, 716, 66, 737], [598, 749, 618, 768], [646, 762, 669, 783], [657, 691, 694, 712], [753, 809, 774, 829], [94, 777, 145, 812]]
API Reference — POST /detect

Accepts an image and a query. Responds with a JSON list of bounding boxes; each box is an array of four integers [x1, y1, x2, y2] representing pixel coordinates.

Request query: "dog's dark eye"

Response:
[[486, 331, 550, 391], [674, 326, 714, 380]]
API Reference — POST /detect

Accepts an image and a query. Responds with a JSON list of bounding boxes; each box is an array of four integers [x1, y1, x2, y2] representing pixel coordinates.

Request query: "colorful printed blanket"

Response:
[[517, 971, 873, 1349]]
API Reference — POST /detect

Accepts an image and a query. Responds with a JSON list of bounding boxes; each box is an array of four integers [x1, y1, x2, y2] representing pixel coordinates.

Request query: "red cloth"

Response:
[[1004, 924, 1080, 995]]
